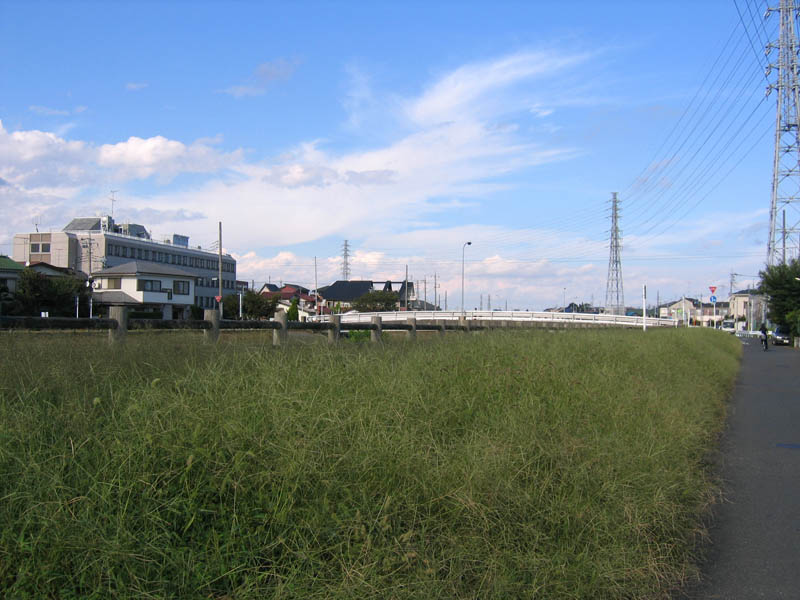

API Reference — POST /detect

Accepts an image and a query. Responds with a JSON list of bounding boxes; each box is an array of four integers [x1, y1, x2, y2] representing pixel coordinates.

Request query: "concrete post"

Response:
[[459, 315, 469, 332], [108, 306, 128, 345], [162, 304, 172, 320], [370, 315, 382, 343], [328, 314, 341, 344], [406, 317, 417, 341], [436, 319, 446, 338], [204, 309, 220, 344], [273, 311, 288, 346]]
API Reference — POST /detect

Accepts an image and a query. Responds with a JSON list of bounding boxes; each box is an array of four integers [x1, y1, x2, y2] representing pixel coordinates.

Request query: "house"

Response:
[[697, 301, 730, 327], [317, 280, 376, 311], [91, 261, 197, 319], [12, 215, 236, 310], [658, 298, 699, 323], [729, 289, 768, 329], [0, 255, 24, 294], [260, 283, 318, 312]]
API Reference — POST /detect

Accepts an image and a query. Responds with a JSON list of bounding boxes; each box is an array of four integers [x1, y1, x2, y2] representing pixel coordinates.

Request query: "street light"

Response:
[[461, 241, 471, 314]]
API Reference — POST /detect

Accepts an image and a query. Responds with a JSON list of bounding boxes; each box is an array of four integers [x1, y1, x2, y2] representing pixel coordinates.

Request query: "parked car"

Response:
[[721, 320, 736, 334], [772, 325, 791, 346]]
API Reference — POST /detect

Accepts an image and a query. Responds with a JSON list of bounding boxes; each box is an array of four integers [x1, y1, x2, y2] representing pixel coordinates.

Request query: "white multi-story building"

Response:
[[12, 216, 236, 310]]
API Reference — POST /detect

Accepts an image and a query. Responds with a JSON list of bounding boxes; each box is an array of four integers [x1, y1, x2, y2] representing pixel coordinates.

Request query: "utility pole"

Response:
[[405, 265, 409, 310], [218, 222, 223, 317], [314, 256, 319, 315], [423, 278, 427, 309], [480, 293, 483, 311], [766, 0, 800, 265], [433, 273, 438, 310], [444, 290, 447, 311]]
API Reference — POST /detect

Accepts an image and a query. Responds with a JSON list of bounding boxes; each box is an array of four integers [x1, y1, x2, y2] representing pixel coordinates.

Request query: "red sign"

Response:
[[709, 286, 717, 294], [215, 295, 222, 302]]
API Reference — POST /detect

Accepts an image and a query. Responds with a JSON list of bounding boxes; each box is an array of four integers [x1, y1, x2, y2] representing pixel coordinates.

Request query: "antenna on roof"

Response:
[[109, 190, 118, 218], [32, 216, 40, 233]]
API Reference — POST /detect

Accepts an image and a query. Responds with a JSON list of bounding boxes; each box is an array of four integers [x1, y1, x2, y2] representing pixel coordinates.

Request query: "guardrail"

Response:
[[1, 307, 678, 347], [310, 310, 677, 328]]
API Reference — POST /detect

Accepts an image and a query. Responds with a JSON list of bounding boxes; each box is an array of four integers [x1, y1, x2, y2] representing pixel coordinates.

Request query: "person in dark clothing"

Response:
[[760, 323, 769, 351]]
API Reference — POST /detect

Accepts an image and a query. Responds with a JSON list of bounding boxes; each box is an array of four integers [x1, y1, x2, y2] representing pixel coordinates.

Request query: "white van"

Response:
[[721, 320, 736, 334]]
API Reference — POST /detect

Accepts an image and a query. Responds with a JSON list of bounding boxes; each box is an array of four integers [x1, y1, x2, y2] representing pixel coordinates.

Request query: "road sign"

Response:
[[709, 286, 717, 294], [709, 295, 717, 303], [215, 295, 222, 302]]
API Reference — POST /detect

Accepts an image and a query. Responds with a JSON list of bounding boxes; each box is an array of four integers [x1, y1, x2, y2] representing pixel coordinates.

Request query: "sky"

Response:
[[0, 0, 782, 310]]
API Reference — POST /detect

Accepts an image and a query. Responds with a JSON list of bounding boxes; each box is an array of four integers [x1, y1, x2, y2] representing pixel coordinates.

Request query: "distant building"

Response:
[[317, 280, 418, 311], [12, 215, 236, 310]]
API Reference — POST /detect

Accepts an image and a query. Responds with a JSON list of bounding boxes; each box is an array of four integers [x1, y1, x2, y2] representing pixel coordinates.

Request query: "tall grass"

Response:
[[0, 328, 740, 599]]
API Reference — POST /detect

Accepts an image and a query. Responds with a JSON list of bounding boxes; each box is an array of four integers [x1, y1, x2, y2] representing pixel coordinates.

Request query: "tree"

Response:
[[351, 290, 398, 312], [758, 259, 800, 326], [241, 291, 278, 320], [286, 298, 299, 321], [12, 269, 89, 317]]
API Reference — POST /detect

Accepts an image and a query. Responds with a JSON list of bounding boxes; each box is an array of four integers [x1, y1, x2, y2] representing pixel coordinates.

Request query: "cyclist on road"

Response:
[[760, 323, 769, 351]]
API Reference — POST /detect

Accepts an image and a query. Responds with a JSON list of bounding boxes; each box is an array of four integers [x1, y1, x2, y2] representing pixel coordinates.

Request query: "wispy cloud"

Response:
[[125, 82, 148, 91], [29, 105, 70, 116], [220, 58, 299, 98]]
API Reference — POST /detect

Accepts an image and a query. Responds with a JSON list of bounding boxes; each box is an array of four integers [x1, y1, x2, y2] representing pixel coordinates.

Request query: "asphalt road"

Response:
[[684, 339, 800, 599]]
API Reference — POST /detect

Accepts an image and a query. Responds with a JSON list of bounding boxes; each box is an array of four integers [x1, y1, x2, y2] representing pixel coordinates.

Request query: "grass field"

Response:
[[0, 328, 740, 599]]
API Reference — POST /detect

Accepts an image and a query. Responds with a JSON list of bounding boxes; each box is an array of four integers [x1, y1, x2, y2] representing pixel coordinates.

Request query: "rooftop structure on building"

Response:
[[12, 215, 236, 310]]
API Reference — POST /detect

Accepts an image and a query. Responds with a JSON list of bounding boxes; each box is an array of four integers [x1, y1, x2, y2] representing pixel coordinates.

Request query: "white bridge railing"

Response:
[[310, 310, 677, 328]]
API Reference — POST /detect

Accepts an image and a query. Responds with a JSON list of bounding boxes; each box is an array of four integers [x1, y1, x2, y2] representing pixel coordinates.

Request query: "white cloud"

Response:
[[407, 51, 588, 125], [125, 82, 149, 91], [97, 135, 241, 180]]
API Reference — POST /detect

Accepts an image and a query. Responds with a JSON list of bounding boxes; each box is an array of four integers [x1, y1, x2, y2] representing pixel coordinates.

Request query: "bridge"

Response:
[[310, 310, 677, 329]]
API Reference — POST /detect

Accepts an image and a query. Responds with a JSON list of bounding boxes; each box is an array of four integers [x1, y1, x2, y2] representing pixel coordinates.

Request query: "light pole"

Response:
[[461, 241, 471, 314]]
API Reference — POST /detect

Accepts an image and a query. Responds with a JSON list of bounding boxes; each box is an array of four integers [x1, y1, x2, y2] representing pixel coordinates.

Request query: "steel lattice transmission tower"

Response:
[[605, 192, 625, 315], [341, 239, 351, 281], [766, 0, 800, 265]]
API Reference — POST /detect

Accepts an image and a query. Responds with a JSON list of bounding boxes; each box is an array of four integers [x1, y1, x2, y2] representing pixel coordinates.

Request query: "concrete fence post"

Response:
[[203, 309, 220, 344], [328, 314, 341, 344], [273, 311, 288, 346], [459, 315, 469, 332], [436, 319, 446, 338], [370, 316, 382, 343], [108, 306, 128, 345], [406, 317, 417, 341]]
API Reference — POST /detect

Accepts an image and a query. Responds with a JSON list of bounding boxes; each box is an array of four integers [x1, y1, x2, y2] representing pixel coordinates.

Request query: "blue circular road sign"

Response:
[[709, 295, 717, 303]]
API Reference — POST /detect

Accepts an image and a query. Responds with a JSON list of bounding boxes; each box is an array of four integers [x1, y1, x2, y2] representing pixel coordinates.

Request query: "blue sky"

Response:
[[0, 0, 778, 309]]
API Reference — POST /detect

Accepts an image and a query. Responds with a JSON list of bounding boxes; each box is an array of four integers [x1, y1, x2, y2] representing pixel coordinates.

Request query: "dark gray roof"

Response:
[[94, 261, 195, 278], [260, 283, 279, 293], [319, 280, 374, 302], [63, 217, 102, 231]]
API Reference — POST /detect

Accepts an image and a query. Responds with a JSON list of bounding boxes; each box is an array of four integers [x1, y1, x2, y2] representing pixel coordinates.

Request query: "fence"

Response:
[[0, 307, 678, 347]]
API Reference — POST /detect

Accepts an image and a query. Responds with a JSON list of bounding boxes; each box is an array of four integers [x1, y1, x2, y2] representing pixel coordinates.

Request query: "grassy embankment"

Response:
[[0, 328, 740, 599]]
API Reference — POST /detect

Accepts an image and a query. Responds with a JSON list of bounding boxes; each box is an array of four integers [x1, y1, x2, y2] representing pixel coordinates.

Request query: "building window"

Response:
[[30, 243, 40, 253], [174, 280, 190, 295], [107, 278, 122, 289], [41, 243, 50, 252], [136, 279, 162, 292]]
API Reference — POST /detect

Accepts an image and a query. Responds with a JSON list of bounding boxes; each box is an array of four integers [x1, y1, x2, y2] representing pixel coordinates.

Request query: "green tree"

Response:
[[758, 259, 800, 326], [13, 269, 89, 317], [286, 298, 299, 321], [351, 290, 398, 312], [241, 291, 278, 320]]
